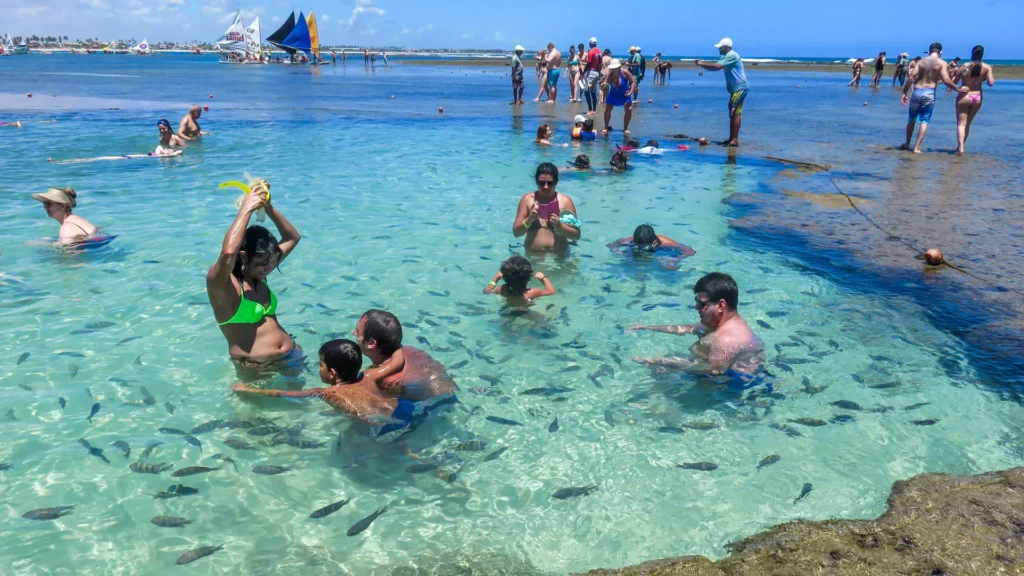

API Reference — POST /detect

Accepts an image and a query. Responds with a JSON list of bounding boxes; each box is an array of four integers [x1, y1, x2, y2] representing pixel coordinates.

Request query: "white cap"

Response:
[[573, 114, 586, 124], [589, 37, 597, 45], [714, 37, 733, 49], [636, 46, 642, 52], [608, 58, 622, 69], [515, 45, 524, 52]]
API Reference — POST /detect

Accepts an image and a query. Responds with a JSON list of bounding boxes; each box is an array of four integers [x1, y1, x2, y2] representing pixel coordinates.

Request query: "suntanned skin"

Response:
[[607, 234, 695, 270], [353, 315, 456, 401], [901, 50, 968, 153], [512, 177, 581, 253], [484, 271, 556, 305], [954, 59, 995, 155]]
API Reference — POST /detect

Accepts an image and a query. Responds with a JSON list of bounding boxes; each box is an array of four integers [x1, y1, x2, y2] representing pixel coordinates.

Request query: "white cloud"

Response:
[[320, 14, 329, 22], [80, 0, 111, 9], [346, 0, 385, 28], [165, 0, 185, 5], [493, 31, 503, 41], [461, 33, 475, 40], [16, 5, 45, 17]]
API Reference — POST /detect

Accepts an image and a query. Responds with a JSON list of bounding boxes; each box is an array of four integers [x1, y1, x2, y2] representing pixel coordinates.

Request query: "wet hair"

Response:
[[534, 162, 559, 186], [610, 151, 628, 170], [231, 225, 282, 281], [970, 45, 984, 77], [644, 139, 659, 148], [582, 118, 595, 132], [500, 255, 533, 296], [535, 124, 550, 141], [573, 154, 590, 168], [157, 119, 171, 130], [360, 309, 403, 357], [928, 42, 943, 54], [603, 49, 612, 56], [318, 339, 362, 382], [693, 272, 739, 310], [633, 224, 660, 250], [626, 138, 640, 148]]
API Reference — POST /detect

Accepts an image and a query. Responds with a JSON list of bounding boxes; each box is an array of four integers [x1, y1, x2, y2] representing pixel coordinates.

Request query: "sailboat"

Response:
[[279, 11, 313, 63], [215, 11, 247, 62], [266, 12, 297, 62], [5, 35, 28, 55], [245, 17, 264, 62], [306, 11, 320, 64], [0, 35, 14, 56], [132, 38, 151, 55]]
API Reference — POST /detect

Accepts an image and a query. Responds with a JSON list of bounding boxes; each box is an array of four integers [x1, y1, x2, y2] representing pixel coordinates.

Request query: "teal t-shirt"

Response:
[[718, 50, 748, 93], [512, 54, 523, 76]]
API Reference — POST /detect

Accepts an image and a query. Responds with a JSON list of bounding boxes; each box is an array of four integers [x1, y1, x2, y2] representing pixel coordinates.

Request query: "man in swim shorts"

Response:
[[177, 105, 207, 141], [696, 38, 748, 147], [629, 272, 764, 376], [582, 38, 602, 115], [536, 42, 562, 103], [511, 45, 526, 104], [354, 309, 457, 401], [901, 42, 967, 154]]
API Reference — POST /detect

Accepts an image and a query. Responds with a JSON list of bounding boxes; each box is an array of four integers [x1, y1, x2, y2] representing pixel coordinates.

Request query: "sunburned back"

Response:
[[915, 56, 946, 88]]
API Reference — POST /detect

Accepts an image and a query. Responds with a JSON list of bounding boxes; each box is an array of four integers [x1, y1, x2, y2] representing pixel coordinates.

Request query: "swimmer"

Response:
[[561, 154, 591, 171], [1, 121, 22, 127], [353, 309, 457, 401], [570, 114, 586, 140], [629, 272, 765, 375], [954, 45, 995, 156], [31, 187, 97, 245], [513, 163, 581, 253], [207, 180, 302, 364], [901, 42, 967, 154], [535, 124, 553, 146], [571, 117, 598, 141], [610, 150, 629, 172], [607, 224, 695, 270], [632, 139, 664, 155], [155, 119, 185, 155], [177, 105, 209, 141], [601, 59, 636, 134], [483, 255, 556, 304]]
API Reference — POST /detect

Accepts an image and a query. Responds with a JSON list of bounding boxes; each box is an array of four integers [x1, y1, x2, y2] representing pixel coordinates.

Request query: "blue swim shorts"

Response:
[[908, 88, 936, 125], [547, 69, 561, 87]]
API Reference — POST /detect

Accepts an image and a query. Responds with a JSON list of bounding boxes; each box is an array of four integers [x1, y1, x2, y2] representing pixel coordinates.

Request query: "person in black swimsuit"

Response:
[[870, 51, 886, 87]]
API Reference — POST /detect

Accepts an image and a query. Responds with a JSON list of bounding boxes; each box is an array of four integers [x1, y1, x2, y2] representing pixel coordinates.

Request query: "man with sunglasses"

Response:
[[629, 272, 763, 375], [513, 162, 581, 253]]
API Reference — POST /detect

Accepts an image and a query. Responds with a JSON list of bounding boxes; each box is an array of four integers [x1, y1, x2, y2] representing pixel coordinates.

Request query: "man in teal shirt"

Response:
[[510, 45, 525, 105], [696, 38, 748, 147]]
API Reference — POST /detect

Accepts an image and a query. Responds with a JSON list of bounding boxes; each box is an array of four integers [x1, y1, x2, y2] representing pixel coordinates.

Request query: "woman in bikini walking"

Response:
[[954, 45, 995, 156]]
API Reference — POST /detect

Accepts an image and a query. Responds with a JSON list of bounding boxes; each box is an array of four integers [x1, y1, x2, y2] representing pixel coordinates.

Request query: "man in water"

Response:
[[510, 45, 526, 104], [607, 224, 695, 270], [535, 42, 562, 103], [177, 105, 208, 141], [901, 42, 967, 154], [696, 38, 748, 147], [582, 37, 602, 116], [353, 309, 457, 402], [629, 272, 764, 375]]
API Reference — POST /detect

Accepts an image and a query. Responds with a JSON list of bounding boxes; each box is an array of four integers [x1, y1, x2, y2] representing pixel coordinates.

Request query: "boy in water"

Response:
[[484, 255, 556, 303], [607, 224, 695, 270]]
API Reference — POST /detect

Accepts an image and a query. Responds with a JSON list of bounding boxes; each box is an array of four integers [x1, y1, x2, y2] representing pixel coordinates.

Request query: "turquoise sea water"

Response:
[[1, 55, 1023, 575]]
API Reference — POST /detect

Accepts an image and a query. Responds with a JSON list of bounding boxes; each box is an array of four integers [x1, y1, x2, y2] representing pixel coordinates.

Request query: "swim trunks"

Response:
[[584, 70, 601, 91], [728, 89, 748, 118], [547, 69, 561, 87], [371, 394, 458, 443], [908, 88, 935, 124]]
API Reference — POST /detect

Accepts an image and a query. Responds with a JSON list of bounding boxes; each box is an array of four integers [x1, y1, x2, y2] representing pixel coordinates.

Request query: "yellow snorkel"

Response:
[[220, 172, 270, 222]]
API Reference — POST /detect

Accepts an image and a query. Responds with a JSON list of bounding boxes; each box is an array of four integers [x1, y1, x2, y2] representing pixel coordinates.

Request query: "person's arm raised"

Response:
[[513, 194, 538, 238], [206, 191, 263, 310], [259, 182, 300, 262]]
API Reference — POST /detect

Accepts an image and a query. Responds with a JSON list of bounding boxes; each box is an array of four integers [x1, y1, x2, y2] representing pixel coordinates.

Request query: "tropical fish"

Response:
[[769, 423, 804, 438], [776, 357, 814, 365], [138, 441, 162, 461], [117, 336, 142, 345], [757, 455, 781, 470], [58, 397, 66, 411], [656, 426, 686, 434], [183, 435, 202, 450], [520, 387, 573, 396], [171, 466, 220, 477], [152, 484, 199, 499], [17, 352, 30, 365], [69, 365, 79, 378], [406, 462, 438, 474], [869, 382, 901, 389], [912, 419, 938, 426], [84, 387, 92, 398], [681, 421, 720, 431], [22, 506, 75, 521], [604, 410, 615, 427], [551, 485, 598, 500], [486, 415, 523, 426], [130, 461, 172, 474], [828, 339, 840, 351], [0, 463, 13, 471], [140, 386, 156, 405], [284, 437, 326, 449], [6, 409, 16, 420], [454, 440, 487, 452], [85, 321, 115, 330], [830, 400, 862, 411], [246, 425, 282, 436], [78, 438, 110, 463], [678, 462, 718, 471], [850, 374, 864, 384], [548, 417, 559, 432], [134, 355, 143, 366], [788, 418, 827, 427], [794, 482, 813, 503], [484, 446, 508, 462], [756, 320, 773, 330], [56, 351, 85, 358], [252, 465, 291, 475], [310, 498, 352, 519], [903, 402, 930, 411], [428, 291, 448, 297], [210, 454, 238, 471], [152, 516, 192, 528], [190, 420, 224, 435], [87, 402, 100, 423], [111, 441, 130, 458], [774, 362, 793, 374], [867, 406, 894, 413], [220, 420, 255, 429], [175, 543, 225, 565], [479, 375, 502, 384], [347, 507, 388, 536], [159, 427, 187, 435], [830, 415, 856, 424], [449, 360, 469, 370]]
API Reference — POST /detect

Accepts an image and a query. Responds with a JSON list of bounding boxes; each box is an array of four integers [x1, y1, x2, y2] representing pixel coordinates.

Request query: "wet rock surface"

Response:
[[577, 467, 1024, 576]]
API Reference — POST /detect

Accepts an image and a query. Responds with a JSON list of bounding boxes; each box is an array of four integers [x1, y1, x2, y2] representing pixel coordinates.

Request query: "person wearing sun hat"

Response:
[[600, 58, 637, 134], [31, 187, 98, 244], [511, 45, 526, 104], [696, 37, 748, 147]]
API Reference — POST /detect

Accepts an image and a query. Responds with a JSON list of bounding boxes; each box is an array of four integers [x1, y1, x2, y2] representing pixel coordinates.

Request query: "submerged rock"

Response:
[[576, 467, 1024, 575]]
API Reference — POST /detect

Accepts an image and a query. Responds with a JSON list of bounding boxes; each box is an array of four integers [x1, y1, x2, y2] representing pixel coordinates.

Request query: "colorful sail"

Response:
[[306, 11, 319, 59], [215, 11, 246, 54], [245, 17, 262, 60], [266, 12, 297, 56], [132, 38, 151, 54], [280, 11, 312, 58]]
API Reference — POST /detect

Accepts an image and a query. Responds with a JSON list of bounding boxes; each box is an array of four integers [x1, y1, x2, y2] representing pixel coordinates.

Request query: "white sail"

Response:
[[216, 11, 247, 54], [132, 38, 151, 53], [3, 34, 15, 51], [245, 17, 262, 59]]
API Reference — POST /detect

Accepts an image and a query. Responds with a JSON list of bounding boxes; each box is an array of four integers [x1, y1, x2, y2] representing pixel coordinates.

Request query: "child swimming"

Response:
[[484, 255, 556, 303]]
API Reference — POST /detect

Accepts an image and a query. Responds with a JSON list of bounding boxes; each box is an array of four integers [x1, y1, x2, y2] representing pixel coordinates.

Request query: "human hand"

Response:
[[694, 59, 700, 66], [241, 190, 266, 214], [900, 94, 909, 106], [547, 214, 561, 232], [957, 86, 969, 94], [483, 284, 497, 294], [533, 272, 545, 280], [526, 202, 539, 225], [231, 383, 253, 393], [251, 180, 271, 206]]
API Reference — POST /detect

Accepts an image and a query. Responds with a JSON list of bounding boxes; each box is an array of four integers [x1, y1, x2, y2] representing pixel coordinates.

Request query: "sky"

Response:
[[6, 0, 1024, 58]]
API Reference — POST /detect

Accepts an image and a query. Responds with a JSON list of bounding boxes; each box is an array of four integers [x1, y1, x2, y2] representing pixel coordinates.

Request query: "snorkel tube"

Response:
[[220, 172, 270, 222]]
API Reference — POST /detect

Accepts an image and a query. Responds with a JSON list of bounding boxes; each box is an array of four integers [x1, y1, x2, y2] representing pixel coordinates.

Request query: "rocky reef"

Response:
[[577, 467, 1023, 576]]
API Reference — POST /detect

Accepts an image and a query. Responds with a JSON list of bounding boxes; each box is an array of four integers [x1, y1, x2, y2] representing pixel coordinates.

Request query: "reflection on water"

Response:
[[0, 55, 1022, 574]]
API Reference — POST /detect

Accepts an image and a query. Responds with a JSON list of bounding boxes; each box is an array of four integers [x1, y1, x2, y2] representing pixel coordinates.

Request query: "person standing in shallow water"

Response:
[[629, 272, 764, 376], [207, 182, 302, 365], [513, 163, 581, 253], [870, 51, 886, 87], [696, 37, 748, 147], [954, 45, 994, 156], [848, 58, 864, 87], [901, 42, 967, 154]]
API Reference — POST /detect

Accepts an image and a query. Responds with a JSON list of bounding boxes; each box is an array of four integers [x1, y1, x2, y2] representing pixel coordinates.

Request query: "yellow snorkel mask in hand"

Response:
[[220, 172, 270, 222]]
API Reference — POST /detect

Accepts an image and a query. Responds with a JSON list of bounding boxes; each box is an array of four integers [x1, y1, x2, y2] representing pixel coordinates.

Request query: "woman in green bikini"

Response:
[[206, 182, 302, 367]]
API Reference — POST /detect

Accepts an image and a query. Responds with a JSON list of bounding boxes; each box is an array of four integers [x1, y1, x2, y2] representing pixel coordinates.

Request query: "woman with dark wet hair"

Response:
[[954, 45, 995, 156], [513, 163, 581, 253], [207, 181, 301, 366]]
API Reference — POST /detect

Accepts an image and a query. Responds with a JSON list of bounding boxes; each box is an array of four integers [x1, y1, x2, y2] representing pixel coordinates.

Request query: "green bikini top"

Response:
[[219, 281, 277, 325]]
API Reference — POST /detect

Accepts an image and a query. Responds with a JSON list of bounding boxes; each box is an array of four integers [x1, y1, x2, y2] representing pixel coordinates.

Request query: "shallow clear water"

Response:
[[1, 55, 1022, 575]]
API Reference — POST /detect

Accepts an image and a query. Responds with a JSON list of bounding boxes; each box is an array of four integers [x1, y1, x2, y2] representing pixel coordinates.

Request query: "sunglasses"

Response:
[[537, 180, 555, 188], [695, 298, 714, 311]]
